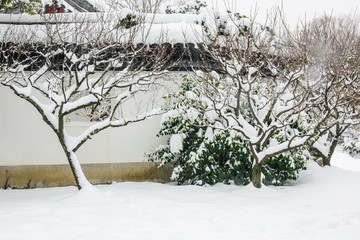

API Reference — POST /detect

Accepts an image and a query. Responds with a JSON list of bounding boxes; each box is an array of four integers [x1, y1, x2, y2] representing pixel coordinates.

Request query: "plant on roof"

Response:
[[0, 0, 42, 15], [115, 13, 138, 29]]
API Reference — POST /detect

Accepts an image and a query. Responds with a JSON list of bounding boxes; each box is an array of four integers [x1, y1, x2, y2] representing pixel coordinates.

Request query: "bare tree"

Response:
[[297, 15, 360, 166], [0, 12, 177, 190], [184, 10, 344, 188]]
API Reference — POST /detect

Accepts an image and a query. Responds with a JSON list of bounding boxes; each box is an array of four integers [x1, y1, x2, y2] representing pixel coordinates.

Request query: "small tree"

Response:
[[167, 11, 341, 188], [297, 15, 360, 166], [0, 12, 177, 190]]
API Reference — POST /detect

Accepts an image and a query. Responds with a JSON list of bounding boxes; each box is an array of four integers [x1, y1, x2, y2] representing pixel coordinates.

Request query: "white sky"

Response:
[[208, 0, 360, 27]]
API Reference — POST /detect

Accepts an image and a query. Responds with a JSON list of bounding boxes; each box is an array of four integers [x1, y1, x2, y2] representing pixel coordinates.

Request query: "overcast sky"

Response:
[[209, 0, 360, 27]]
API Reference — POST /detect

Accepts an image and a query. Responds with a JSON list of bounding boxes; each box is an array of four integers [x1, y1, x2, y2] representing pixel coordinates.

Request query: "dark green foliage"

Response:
[[343, 135, 360, 156], [0, 0, 42, 15], [195, 133, 253, 185], [177, 132, 252, 185], [148, 123, 253, 186], [115, 14, 138, 29], [262, 149, 307, 186]]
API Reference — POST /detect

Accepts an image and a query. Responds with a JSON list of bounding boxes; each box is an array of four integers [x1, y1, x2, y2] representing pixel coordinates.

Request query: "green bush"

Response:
[[115, 14, 138, 29], [0, 0, 42, 15], [343, 135, 360, 156], [262, 148, 308, 186]]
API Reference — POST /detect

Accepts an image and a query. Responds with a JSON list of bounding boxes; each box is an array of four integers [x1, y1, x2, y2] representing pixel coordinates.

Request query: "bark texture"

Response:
[[252, 163, 262, 188]]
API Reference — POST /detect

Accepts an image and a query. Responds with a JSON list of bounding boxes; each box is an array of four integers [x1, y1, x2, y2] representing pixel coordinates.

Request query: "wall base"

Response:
[[0, 162, 172, 189]]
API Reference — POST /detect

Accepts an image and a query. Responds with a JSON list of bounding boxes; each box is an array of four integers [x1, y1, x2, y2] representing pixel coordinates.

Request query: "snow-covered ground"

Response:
[[0, 150, 359, 240]]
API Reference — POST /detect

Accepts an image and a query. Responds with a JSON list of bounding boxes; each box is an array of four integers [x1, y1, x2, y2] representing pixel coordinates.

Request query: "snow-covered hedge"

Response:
[[342, 128, 360, 156]]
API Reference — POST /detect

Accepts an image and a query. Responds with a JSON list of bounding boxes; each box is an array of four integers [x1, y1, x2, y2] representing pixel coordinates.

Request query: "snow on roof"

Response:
[[0, 11, 204, 45]]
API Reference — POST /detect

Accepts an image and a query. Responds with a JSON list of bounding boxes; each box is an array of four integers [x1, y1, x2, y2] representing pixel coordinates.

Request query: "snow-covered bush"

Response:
[[341, 126, 360, 156], [148, 76, 309, 186], [262, 148, 308, 185], [149, 127, 253, 186], [165, 0, 206, 15], [343, 137, 360, 156], [0, 0, 42, 14]]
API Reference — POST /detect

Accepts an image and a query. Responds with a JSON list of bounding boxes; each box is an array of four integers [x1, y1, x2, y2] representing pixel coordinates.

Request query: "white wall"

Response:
[[0, 86, 169, 165]]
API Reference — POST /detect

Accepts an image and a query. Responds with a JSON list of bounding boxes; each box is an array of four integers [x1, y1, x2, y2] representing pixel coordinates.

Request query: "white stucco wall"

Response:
[[0, 86, 169, 165]]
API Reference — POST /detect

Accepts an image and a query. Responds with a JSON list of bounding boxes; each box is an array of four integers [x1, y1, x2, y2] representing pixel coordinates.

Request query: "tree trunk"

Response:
[[65, 150, 92, 190], [252, 163, 262, 188], [58, 137, 92, 190], [323, 138, 338, 166], [57, 114, 92, 190]]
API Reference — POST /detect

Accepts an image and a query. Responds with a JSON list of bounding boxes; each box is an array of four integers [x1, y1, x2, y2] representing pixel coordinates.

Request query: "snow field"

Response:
[[0, 150, 359, 240], [1, 1, 360, 239]]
